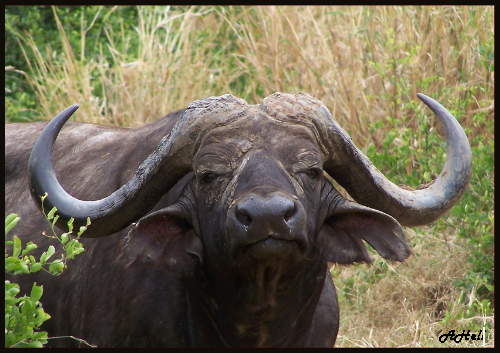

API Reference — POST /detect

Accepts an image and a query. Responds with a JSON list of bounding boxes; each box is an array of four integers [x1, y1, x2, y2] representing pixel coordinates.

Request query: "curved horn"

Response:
[[261, 92, 472, 227], [28, 95, 249, 237], [323, 93, 472, 227]]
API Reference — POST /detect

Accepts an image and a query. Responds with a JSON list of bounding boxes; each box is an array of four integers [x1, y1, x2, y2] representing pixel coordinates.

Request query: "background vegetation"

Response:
[[5, 6, 494, 347], [5, 204, 89, 347]]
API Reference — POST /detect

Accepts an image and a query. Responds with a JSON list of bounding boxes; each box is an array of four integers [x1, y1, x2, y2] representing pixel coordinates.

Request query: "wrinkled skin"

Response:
[[5, 108, 407, 347], [183, 115, 335, 346], [5, 92, 469, 347], [119, 106, 410, 347], [186, 110, 409, 346]]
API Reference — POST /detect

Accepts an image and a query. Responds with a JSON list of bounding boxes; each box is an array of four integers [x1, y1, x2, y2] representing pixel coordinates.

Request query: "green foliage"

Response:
[[5, 199, 90, 348], [5, 280, 49, 348], [5, 6, 140, 122], [364, 35, 494, 303], [363, 86, 494, 330], [345, 28, 494, 335]]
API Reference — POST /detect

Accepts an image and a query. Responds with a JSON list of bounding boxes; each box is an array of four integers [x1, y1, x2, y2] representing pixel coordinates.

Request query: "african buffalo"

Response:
[[5, 92, 471, 347]]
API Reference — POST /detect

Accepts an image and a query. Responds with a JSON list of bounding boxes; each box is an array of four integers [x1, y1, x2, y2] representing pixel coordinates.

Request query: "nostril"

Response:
[[236, 209, 252, 227], [284, 205, 296, 222]]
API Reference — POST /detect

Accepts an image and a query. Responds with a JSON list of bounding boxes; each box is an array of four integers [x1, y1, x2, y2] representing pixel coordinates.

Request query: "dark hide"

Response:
[[5, 108, 410, 347]]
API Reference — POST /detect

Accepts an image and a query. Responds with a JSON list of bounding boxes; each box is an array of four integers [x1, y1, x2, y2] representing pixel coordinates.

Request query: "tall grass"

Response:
[[7, 6, 245, 126], [5, 5, 494, 347]]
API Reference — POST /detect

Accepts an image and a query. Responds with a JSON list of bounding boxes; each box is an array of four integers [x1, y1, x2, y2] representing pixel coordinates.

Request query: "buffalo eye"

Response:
[[201, 172, 216, 183], [304, 169, 320, 179]]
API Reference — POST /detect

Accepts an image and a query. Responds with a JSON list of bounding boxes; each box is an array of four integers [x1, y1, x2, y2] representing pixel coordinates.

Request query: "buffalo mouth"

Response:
[[244, 236, 300, 260]]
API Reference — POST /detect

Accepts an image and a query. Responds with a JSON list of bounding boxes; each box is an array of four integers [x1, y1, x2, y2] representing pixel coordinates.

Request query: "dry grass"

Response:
[[16, 6, 243, 126], [332, 227, 494, 347], [9, 5, 494, 347], [222, 6, 494, 146], [18, 7, 494, 136]]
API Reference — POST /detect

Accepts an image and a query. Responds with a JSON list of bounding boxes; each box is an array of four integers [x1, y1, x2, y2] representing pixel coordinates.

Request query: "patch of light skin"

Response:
[[200, 108, 323, 212], [278, 158, 308, 201], [221, 151, 252, 209], [222, 142, 320, 212], [220, 147, 312, 224]]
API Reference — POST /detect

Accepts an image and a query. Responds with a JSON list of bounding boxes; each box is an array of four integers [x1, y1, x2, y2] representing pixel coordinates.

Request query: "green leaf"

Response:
[[35, 308, 51, 327], [12, 235, 22, 257], [47, 206, 58, 220], [67, 217, 74, 233], [45, 245, 55, 260], [5, 213, 17, 226], [5, 256, 21, 264], [13, 342, 32, 348], [21, 242, 38, 256], [49, 260, 64, 274], [61, 232, 69, 244], [21, 297, 35, 314], [72, 243, 85, 257], [29, 341, 44, 348], [32, 331, 49, 341], [13, 264, 30, 275], [77, 217, 91, 237], [6, 331, 18, 347], [78, 226, 87, 237], [30, 282, 43, 302], [30, 263, 42, 273], [5, 262, 19, 273], [5, 213, 20, 235], [6, 282, 20, 297], [51, 214, 60, 228]]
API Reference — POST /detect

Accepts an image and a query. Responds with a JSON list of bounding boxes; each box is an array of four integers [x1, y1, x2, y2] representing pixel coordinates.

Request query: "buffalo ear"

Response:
[[121, 205, 203, 273], [319, 199, 411, 265]]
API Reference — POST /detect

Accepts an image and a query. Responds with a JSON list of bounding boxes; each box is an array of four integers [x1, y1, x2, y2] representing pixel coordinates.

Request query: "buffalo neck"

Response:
[[186, 254, 327, 347]]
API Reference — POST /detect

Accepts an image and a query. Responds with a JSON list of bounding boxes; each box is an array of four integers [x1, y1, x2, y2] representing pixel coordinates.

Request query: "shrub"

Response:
[[5, 196, 90, 348]]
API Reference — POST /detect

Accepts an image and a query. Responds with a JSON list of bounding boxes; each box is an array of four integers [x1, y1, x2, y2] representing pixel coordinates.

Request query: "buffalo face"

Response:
[[193, 112, 324, 267], [126, 104, 412, 276]]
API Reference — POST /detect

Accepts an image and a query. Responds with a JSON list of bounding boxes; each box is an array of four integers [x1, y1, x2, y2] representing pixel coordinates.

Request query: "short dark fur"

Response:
[[7, 94, 459, 347]]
